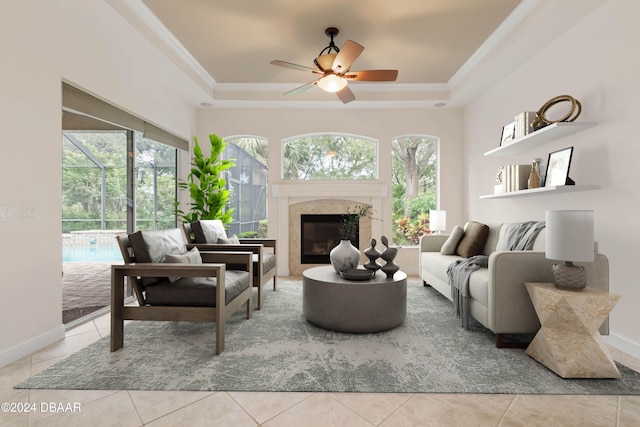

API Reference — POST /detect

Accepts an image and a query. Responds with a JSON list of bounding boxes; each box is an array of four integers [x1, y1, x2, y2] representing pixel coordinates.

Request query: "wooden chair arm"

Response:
[[187, 243, 264, 256], [239, 238, 277, 252]]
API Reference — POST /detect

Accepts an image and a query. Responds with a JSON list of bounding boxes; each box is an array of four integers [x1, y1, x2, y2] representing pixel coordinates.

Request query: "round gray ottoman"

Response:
[[302, 266, 407, 333]]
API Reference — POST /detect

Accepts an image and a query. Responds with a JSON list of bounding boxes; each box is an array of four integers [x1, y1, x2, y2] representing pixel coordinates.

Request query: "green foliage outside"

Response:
[[175, 134, 236, 224], [391, 136, 438, 245], [282, 135, 377, 179], [62, 132, 176, 233]]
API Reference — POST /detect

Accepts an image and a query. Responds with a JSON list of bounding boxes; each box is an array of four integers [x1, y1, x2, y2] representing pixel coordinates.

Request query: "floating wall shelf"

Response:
[[480, 185, 600, 199], [484, 122, 597, 157]]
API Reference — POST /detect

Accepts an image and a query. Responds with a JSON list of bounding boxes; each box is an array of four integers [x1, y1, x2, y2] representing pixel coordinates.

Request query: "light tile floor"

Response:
[[3, 302, 640, 426]]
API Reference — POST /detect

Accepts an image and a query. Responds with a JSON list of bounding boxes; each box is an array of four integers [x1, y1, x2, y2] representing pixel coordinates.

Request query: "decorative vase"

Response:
[[364, 239, 382, 272], [329, 240, 360, 273], [380, 235, 399, 278]]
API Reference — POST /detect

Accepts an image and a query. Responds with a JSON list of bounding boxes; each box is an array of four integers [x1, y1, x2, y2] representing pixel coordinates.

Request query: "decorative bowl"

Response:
[[340, 268, 375, 281]]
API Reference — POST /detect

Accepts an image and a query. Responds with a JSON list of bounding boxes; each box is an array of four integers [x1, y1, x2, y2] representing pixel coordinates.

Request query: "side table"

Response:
[[525, 282, 620, 378]]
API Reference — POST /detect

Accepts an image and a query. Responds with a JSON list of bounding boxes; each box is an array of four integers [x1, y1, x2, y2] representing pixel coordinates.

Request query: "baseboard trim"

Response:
[[604, 330, 640, 360], [0, 324, 65, 368]]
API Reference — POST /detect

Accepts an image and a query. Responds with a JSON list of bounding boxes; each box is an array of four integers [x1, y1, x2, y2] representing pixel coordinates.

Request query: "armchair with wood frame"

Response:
[[112, 228, 253, 355], [182, 220, 277, 310]]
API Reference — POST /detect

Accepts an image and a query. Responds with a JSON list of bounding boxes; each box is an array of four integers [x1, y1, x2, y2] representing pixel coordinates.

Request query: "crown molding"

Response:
[[122, 0, 217, 88], [202, 99, 451, 110]]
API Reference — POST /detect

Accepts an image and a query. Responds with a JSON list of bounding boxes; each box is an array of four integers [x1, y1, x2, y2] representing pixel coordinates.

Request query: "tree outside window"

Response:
[[282, 133, 377, 180], [391, 135, 439, 245]]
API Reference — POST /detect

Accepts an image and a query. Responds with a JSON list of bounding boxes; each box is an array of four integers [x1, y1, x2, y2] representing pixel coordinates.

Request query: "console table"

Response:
[[302, 266, 407, 333], [525, 282, 620, 378]]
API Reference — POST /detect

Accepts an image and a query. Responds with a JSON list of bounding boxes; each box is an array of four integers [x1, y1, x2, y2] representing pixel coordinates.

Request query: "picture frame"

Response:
[[545, 146, 574, 187], [500, 121, 516, 146]]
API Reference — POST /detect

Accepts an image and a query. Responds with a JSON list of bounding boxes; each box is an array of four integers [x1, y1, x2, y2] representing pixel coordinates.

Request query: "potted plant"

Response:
[[330, 205, 373, 273], [174, 134, 235, 224]]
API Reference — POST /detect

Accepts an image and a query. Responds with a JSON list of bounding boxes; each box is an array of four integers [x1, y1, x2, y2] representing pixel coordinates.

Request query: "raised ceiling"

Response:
[[125, 0, 527, 106]]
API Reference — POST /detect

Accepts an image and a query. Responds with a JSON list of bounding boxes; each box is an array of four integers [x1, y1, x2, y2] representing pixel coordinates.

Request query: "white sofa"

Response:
[[418, 222, 609, 347]]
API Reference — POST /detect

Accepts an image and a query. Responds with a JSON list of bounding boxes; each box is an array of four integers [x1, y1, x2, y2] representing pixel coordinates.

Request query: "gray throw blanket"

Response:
[[447, 221, 545, 329], [501, 221, 545, 251], [448, 255, 488, 329]]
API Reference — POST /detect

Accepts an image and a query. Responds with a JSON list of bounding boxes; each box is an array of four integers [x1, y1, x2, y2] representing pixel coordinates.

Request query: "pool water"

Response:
[[63, 246, 122, 262]]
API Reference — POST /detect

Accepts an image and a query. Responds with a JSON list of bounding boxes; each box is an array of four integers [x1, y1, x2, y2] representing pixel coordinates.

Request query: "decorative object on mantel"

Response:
[[363, 239, 382, 272], [380, 235, 400, 278], [545, 146, 574, 186], [329, 239, 360, 273], [545, 210, 595, 290], [531, 95, 582, 131]]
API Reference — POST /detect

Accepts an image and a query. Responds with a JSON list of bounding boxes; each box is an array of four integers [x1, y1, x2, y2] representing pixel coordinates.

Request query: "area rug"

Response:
[[17, 279, 640, 394]]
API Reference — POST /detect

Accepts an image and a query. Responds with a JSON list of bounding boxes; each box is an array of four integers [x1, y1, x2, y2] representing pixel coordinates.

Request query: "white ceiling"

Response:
[[113, 0, 532, 107]]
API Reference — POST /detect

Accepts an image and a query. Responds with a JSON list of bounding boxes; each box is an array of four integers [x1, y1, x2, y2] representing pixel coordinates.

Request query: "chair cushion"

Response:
[[191, 220, 228, 243], [129, 228, 187, 286], [217, 234, 240, 244], [164, 247, 202, 283], [456, 221, 490, 258], [144, 270, 251, 307], [262, 252, 277, 274]]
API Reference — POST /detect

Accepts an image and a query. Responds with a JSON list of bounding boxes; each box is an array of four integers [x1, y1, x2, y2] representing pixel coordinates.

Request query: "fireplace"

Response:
[[300, 214, 359, 264]]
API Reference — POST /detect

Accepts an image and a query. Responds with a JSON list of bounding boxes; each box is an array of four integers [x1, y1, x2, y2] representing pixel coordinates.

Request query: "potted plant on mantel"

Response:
[[330, 205, 373, 273], [174, 134, 236, 224]]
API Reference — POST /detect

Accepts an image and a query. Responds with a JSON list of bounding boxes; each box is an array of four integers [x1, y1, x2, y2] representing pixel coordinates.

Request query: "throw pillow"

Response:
[[191, 220, 227, 243], [440, 226, 465, 255], [164, 247, 202, 283], [217, 234, 240, 244], [456, 221, 490, 258], [129, 228, 186, 263]]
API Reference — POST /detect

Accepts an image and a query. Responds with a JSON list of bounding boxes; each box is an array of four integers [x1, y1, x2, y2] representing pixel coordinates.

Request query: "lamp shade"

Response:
[[545, 210, 594, 262], [429, 210, 446, 232]]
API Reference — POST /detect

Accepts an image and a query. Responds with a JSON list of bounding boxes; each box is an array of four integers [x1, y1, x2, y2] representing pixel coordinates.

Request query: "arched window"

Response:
[[391, 135, 439, 245], [282, 133, 378, 180]]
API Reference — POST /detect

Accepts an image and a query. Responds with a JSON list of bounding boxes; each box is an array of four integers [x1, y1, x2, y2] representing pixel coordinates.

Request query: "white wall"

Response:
[[0, 0, 201, 367], [197, 107, 466, 275], [464, 0, 640, 354]]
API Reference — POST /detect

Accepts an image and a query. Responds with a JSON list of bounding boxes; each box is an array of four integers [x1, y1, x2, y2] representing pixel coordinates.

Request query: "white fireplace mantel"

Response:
[[271, 182, 389, 276]]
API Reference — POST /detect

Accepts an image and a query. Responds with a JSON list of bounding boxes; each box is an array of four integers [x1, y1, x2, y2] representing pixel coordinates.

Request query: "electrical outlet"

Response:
[[23, 207, 37, 221], [0, 207, 14, 221]]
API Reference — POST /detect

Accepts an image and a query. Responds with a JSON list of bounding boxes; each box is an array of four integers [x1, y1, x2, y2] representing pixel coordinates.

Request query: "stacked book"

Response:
[[503, 164, 532, 192], [514, 111, 537, 139]]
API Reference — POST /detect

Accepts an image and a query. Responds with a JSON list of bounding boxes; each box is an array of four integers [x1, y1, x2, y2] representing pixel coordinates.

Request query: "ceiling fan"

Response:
[[270, 27, 398, 104]]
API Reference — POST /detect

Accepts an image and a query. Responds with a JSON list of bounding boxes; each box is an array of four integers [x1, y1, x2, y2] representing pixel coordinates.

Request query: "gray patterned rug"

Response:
[[16, 279, 640, 394]]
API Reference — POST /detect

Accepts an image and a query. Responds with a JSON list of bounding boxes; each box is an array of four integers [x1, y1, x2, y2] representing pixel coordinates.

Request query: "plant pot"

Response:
[[329, 240, 360, 273]]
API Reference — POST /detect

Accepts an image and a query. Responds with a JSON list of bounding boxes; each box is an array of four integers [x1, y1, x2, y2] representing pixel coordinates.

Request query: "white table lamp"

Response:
[[545, 210, 594, 290], [429, 210, 446, 234]]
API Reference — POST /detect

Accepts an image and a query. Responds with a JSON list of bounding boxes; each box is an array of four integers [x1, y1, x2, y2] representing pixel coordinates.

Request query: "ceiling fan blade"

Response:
[[344, 70, 398, 81], [331, 40, 364, 73], [284, 80, 318, 96], [271, 60, 322, 74], [336, 86, 356, 104]]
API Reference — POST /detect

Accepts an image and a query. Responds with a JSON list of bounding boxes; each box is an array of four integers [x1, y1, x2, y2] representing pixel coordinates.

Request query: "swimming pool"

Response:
[[63, 246, 122, 262]]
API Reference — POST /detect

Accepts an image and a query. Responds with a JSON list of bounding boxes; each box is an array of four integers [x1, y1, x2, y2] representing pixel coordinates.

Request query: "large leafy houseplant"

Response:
[[175, 134, 235, 224]]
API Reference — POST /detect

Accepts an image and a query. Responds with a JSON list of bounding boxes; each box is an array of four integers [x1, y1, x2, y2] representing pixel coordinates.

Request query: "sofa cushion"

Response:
[[441, 226, 464, 255], [421, 252, 465, 285], [191, 220, 228, 243], [144, 270, 250, 307], [456, 221, 490, 258], [164, 247, 202, 283]]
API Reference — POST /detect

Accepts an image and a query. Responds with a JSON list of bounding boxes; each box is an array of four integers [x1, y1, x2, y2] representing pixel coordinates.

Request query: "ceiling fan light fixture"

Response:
[[317, 74, 347, 93], [314, 53, 337, 72]]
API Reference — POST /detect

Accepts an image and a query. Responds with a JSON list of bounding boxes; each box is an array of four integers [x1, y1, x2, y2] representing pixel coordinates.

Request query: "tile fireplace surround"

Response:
[[272, 183, 387, 276]]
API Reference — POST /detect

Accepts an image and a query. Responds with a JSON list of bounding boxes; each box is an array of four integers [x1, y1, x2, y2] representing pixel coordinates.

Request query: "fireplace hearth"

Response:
[[300, 214, 359, 264]]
